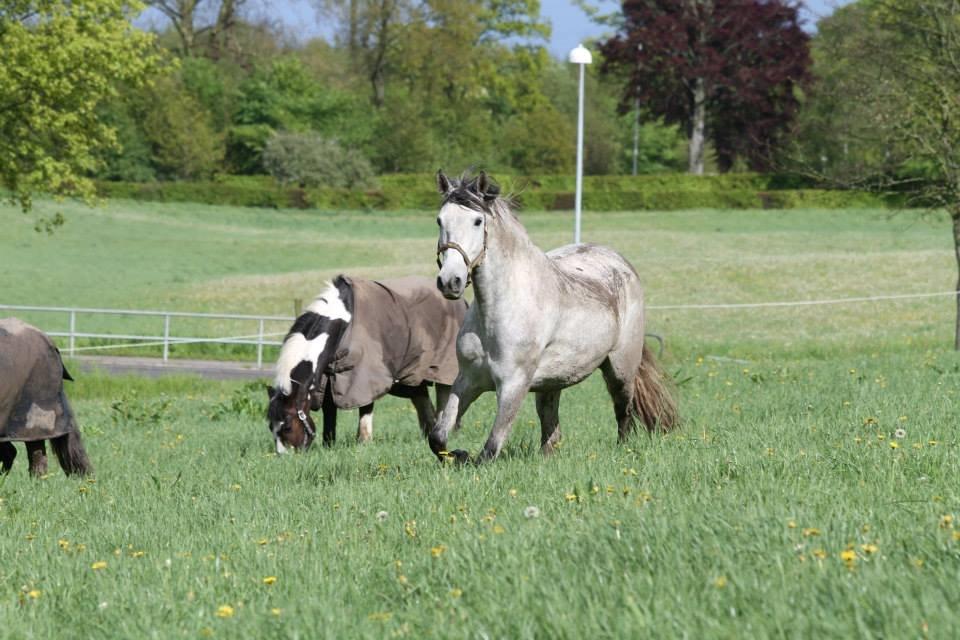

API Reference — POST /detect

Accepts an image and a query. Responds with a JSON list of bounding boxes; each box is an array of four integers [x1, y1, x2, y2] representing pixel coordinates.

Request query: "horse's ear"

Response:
[[436, 169, 451, 194], [477, 171, 500, 202]]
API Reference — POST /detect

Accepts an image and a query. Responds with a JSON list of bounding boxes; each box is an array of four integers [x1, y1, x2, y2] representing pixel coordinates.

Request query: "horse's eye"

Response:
[[474, 217, 482, 227]]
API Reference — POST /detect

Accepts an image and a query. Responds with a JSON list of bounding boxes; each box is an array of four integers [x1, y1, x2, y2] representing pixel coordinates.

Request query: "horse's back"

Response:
[[0, 317, 76, 443], [545, 243, 643, 307]]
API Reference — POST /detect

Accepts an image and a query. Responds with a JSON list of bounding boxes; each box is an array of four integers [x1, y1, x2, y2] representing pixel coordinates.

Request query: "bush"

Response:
[[262, 131, 376, 189]]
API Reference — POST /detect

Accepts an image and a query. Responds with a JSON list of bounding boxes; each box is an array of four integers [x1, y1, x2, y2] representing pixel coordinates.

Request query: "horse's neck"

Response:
[[473, 217, 552, 312]]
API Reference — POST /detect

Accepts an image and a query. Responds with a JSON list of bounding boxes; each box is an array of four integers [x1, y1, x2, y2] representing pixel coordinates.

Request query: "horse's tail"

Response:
[[633, 342, 679, 432], [50, 431, 92, 476]]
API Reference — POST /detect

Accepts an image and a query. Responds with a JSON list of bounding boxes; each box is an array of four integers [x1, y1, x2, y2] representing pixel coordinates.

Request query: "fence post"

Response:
[[69, 310, 76, 357], [163, 314, 171, 362], [257, 318, 265, 369], [294, 298, 303, 317]]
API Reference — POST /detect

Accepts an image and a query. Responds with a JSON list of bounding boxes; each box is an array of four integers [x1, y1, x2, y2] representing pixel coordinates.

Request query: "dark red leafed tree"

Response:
[[599, 0, 811, 174]]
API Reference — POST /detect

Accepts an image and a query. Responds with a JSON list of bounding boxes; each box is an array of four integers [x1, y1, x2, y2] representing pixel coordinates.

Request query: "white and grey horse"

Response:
[[429, 171, 678, 463]]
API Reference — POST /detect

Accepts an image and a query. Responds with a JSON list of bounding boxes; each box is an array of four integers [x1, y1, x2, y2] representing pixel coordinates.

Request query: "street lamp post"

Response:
[[569, 43, 592, 244]]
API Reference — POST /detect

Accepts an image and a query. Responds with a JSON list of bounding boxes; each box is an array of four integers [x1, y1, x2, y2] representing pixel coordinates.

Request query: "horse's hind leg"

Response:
[[600, 356, 637, 442], [25, 441, 48, 477], [410, 385, 436, 438], [356, 403, 374, 443], [0, 442, 16, 473], [536, 391, 562, 456]]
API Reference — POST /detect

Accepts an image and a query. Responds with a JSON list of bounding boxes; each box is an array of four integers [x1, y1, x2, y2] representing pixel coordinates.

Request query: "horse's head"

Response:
[[266, 381, 316, 453], [267, 278, 353, 453], [435, 169, 499, 299]]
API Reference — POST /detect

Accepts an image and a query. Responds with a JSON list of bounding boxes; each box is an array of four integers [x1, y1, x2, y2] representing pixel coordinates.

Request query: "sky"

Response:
[[138, 1, 854, 58]]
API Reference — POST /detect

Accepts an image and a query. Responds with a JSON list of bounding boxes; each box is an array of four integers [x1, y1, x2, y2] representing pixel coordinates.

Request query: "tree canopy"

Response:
[[0, 0, 158, 222], [599, 0, 811, 174]]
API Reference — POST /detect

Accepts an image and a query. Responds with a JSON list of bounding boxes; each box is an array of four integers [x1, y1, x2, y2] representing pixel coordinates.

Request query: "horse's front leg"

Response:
[[321, 387, 337, 447], [429, 375, 485, 462], [25, 441, 48, 477], [356, 403, 374, 443], [434, 384, 461, 432], [477, 375, 532, 463], [0, 442, 16, 473]]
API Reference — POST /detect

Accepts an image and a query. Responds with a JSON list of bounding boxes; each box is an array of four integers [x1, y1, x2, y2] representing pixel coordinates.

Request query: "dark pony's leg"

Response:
[[536, 391, 562, 455], [357, 403, 374, 443], [50, 431, 92, 476], [409, 384, 436, 438], [322, 379, 337, 447], [25, 441, 48, 477], [0, 442, 16, 473]]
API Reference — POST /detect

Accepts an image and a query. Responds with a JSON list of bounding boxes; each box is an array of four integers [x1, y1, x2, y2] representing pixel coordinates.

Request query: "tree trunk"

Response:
[[953, 212, 960, 349], [689, 77, 706, 175]]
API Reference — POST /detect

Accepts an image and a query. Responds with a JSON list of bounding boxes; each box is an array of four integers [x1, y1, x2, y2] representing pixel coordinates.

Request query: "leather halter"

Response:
[[436, 217, 488, 286]]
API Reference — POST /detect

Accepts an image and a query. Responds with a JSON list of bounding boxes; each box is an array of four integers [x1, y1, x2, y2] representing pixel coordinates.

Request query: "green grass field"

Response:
[[2, 199, 959, 637]]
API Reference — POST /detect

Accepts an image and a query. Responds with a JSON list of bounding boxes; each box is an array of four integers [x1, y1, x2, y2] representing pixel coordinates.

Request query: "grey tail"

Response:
[[633, 343, 679, 432]]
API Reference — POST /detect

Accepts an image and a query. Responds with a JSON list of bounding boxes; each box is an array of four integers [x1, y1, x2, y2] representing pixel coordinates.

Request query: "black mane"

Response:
[[439, 171, 502, 213]]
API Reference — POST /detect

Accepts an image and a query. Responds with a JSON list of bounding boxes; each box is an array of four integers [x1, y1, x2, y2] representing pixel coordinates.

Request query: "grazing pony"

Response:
[[0, 318, 92, 476], [429, 171, 678, 463], [267, 275, 466, 452]]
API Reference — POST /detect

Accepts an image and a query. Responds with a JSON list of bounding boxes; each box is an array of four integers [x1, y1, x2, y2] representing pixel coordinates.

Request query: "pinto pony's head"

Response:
[[267, 277, 353, 453]]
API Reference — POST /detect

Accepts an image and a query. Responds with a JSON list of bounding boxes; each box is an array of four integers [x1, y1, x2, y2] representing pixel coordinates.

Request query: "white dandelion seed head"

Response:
[[894, 428, 906, 439], [376, 510, 389, 522], [98, 601, 109, 610], [523, 506, 540, 519]]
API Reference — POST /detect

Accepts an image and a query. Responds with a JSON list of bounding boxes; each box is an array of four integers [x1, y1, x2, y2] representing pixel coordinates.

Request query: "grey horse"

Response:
[[429, 171, 678, 463], [0, 318, 92, 476]]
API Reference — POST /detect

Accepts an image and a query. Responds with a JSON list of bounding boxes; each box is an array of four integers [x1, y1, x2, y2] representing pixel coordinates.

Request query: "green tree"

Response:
[[0, 0, 158, 220], [142, 76, 224, 179]]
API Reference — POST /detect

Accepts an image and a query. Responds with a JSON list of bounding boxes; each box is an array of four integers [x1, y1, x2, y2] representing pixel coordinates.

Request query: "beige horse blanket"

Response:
[[0, 318, 78, 442], [320, 276, 466, 409]]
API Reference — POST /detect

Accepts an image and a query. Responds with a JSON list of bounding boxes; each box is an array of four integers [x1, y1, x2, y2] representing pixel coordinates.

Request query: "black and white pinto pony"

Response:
[[267, 275, 465, 452], [429, 171, 679, 463]]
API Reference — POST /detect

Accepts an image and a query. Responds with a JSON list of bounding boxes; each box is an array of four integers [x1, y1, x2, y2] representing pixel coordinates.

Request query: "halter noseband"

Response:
[[436, 215, 488, 286]]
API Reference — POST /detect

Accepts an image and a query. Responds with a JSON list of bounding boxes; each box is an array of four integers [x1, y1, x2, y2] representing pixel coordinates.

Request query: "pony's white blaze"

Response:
[[274, 333, 328, 395], [307, 283, 352, 322]]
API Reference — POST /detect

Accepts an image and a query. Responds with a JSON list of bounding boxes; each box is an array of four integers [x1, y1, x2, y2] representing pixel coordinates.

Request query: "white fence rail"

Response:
[[0, 304, 294, 368]]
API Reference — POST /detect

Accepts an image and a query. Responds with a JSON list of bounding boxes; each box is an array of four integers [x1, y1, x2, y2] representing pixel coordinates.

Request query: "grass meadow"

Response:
[[1, 198, 959, 637]]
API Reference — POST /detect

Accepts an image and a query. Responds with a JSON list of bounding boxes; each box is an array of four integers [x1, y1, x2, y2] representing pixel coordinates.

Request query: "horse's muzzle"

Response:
[[437, 275, 465, 300]]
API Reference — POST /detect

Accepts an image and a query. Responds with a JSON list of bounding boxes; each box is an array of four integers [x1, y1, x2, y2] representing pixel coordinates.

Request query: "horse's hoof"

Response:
[[451, 449, 470, 464]]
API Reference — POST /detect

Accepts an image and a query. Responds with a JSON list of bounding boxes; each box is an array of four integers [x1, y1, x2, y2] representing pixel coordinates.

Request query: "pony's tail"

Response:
[[50, 431, 92, 476], [633, 343, 679, 432]]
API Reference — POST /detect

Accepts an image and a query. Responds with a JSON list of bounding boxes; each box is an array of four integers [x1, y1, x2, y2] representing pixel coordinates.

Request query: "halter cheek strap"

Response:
[[436, 223, 488, 286]]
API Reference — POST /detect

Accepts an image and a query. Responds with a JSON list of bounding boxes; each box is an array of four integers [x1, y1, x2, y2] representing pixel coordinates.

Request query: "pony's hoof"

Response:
[[450, 449, 470, 464]]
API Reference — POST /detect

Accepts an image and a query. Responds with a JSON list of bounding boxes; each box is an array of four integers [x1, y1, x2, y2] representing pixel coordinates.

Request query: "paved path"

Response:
[[68, 356, 271, 381]]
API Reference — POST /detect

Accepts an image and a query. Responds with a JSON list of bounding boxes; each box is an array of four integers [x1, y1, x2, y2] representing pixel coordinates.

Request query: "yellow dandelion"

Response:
[[912, 558, 924, 568], [802, 528, 821, 537], [889, 441, 899, 449], [812, 549, 827, 560], [840, 550, 857, 565], [131, 551, 145, 558], [713, 576, 727, 588], [787, 520, 797, 529], [404, 520, 417, 538], [861, 543, 879, 555], [430, 545, 447, 558], [27, 589, 41, 599], [492, 524, 505, 535], [91, 561, 107, 571], [262, 576, 277, 585], [271, 608, 282, 616], [508, 488, 517, 497], [940, 515, 954, 529], [450, 588, 463, 598], [215, 605, 234, 618], [952, 531, 960, 542], [397, 574, 408, 585], [256, 538, 269, 546], [564, 493, 578, 502]]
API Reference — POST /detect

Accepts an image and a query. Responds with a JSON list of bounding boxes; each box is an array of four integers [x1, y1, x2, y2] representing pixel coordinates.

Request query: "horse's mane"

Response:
[[273, 276, 353, 396], [440, 171, 519, 224]]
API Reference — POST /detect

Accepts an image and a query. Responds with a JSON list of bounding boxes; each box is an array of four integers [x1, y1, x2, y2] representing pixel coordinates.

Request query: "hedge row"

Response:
[[97, 174, 894, 211]]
